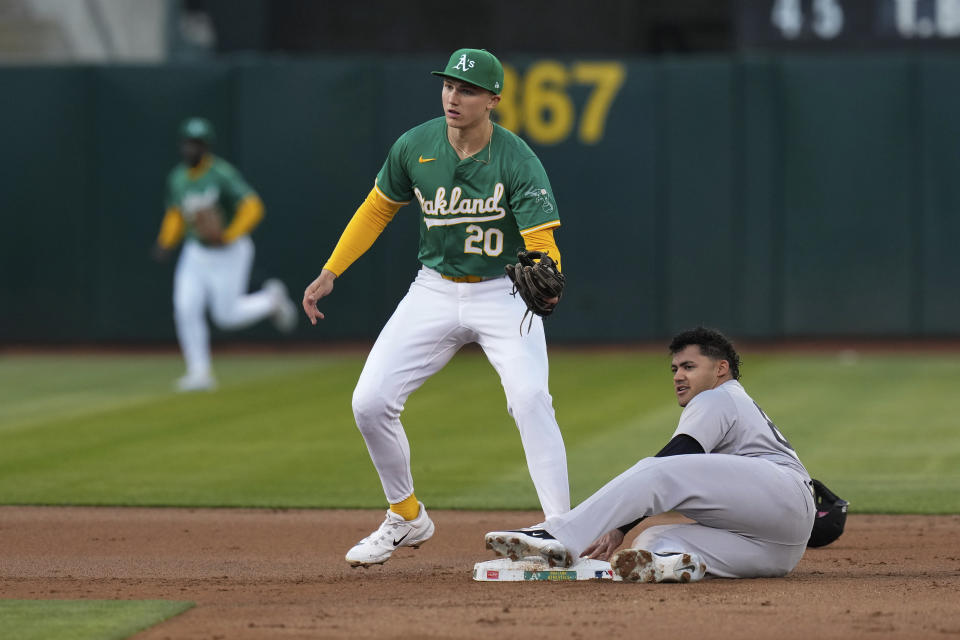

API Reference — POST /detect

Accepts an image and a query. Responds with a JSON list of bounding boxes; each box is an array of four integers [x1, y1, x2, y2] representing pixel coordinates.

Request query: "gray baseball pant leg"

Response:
[[543, 454, 814, 577], [631, 523, 808, 578]]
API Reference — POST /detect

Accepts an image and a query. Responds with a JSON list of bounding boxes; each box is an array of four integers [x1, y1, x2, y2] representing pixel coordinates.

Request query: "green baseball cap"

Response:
[[432, 48, 504, 94], [179, 117, 215, 144]]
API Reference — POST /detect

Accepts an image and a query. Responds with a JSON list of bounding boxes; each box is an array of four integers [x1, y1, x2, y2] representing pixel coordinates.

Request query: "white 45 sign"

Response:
[[771, 0, 844, 39]]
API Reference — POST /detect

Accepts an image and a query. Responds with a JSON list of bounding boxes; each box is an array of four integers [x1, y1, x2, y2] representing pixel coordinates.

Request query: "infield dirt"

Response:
[[1, 507, 958, 639]]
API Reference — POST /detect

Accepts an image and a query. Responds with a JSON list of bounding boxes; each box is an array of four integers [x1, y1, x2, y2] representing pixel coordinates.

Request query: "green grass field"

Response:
[[1, 349, 957, 513], [0, 600, 193, 640]]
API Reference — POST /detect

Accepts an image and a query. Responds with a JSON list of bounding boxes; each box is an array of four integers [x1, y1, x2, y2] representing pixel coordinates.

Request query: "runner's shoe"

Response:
[[610, 549, 707, 583], [264, 279, 297, 333], [484, 528, 571, 568], [345, 502, 435, 567], [175, 373, 217, 392]]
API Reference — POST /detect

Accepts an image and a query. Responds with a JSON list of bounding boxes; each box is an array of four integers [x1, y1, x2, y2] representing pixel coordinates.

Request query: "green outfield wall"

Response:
[[2, 54, 959, 343]]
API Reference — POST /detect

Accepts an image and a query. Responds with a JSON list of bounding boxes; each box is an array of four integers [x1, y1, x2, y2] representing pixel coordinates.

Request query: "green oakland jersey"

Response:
[[375, 117, 560, 278], [166, 155, 254, 244]]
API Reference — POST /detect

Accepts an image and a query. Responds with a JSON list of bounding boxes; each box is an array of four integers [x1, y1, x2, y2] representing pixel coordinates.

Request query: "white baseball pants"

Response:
[[173, 236, 277, 378], [352, 266, 571, 518], [544, 454, 815, 578]]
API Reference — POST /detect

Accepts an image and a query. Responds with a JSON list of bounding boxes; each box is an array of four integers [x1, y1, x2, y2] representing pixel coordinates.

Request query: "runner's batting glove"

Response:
[[505, 249, 565, 333]]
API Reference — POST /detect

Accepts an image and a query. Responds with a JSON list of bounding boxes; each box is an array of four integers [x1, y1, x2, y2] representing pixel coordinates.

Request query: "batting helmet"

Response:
[[179, 117, 216, 144], [807, 478, 849, 548]]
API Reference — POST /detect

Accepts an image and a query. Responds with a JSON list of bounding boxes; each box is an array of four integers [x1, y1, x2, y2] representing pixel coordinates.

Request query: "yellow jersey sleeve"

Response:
[[521, 226, 562, 272], [222, 194, 265, 243], [323, 186, 404, 276], [157, 206, 186, 249]]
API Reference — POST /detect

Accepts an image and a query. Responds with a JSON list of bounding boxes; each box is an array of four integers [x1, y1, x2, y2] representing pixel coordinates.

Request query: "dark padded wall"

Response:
[[3, 54, 958, 343]]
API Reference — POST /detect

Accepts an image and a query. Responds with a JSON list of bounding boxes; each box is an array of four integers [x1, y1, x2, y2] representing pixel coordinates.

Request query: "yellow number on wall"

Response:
[[522, 61, 575, 145], [571, 62, 626, 144], [496, 60, 625, 146]]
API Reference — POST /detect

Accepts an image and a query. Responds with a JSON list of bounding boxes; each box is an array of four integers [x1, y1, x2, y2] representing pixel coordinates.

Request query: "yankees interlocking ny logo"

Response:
[[454, 54, 475, 72]]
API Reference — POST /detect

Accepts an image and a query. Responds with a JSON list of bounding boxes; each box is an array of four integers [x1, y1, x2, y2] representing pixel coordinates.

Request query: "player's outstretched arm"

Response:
[[153, 206, 186, 261], [304, 187, 403, 325], [580, 529, 625, 561], [302, 269, 337, 324]]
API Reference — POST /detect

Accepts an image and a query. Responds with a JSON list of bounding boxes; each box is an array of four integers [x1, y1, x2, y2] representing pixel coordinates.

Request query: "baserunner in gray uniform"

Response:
[[485, 326, 816, 582]]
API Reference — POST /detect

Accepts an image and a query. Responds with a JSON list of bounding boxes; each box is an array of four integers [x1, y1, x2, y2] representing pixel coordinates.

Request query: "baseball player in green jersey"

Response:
[[302, 48, 571, 566], [154, 117, 298, 392]]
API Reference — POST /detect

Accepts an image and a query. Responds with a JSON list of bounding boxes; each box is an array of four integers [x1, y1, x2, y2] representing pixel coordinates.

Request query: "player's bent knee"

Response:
[[210, 316, 243, 330], [504, 385, 553, 418], [208, 306, 245, 330], [774, 544, 807, 576], [352, 387, 396, 427]]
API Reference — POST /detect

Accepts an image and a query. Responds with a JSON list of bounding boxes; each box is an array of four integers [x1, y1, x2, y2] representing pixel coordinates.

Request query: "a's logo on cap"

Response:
[[454, 53, 475, 72]]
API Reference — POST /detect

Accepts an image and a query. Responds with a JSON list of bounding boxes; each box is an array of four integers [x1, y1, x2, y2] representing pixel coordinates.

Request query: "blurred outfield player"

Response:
[[153, 117, 297, 392], [302, 48, 571, 566], [485, 327, 816, 583]]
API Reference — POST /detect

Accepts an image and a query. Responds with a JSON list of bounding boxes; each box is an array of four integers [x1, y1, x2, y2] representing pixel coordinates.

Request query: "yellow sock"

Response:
[[390, 494, 420, 521]]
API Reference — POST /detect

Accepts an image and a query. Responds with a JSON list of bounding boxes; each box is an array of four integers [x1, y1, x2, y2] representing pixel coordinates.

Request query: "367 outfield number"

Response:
[[496, 60, 626, 146]]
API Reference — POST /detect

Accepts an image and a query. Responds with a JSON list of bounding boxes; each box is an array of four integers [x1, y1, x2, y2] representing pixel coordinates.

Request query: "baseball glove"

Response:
[[505, 249, 565, 333], [192, 206, 225, 245]]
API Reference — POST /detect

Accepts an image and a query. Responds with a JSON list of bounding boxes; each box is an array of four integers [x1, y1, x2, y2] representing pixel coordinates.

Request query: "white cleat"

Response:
[[484, 528, 572, 568], [175, 373, 217, 392], [264, 278, 297, 333], [610, 549, 707, 583], [345, 502, 435, 567]]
